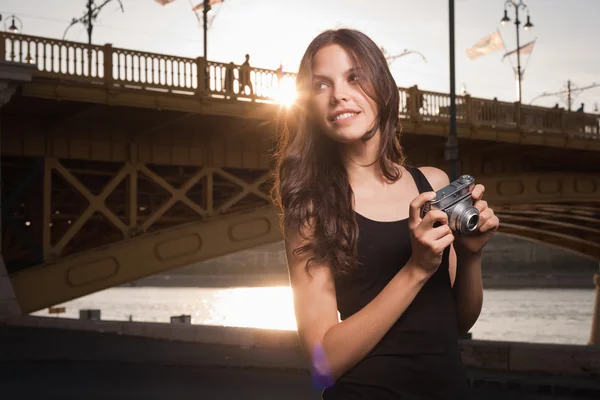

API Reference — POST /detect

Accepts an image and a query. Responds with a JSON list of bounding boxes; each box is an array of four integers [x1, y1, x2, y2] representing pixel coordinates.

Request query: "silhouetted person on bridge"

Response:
[[239, 54, 253, 96], [276, 62, 283, 85], [272, 28, 499, 398], [224, 62, 235, 98], [404, 86, 424, 116], [577, 103, 584, 113]]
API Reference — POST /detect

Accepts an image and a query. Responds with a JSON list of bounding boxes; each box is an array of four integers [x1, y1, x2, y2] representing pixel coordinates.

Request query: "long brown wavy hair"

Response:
[[272, 28, 405, 276]]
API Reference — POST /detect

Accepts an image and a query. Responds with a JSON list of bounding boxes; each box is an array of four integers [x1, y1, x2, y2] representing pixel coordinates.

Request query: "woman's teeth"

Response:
[[334, 112, 356, 121]]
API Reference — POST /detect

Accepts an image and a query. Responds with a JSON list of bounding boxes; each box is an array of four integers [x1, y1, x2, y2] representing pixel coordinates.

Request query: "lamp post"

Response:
[[446, 0, 459, 181], [501, 0, 534, 104], [203, 0, 211, 59]]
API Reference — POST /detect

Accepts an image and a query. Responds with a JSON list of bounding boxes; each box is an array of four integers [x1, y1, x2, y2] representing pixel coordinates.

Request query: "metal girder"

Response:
[[4, 155, 600, 313], [495, 201, 600, 260], [10, 205, 282, 314], [12, 159, 272, 264], [496, 209, 599, 224], [213, 169, 271, 214], [496, 214, 600, 235], [499, 222, 600, 260], [138, 164, 209, 230], [476, 174, 600, 205], [6, 156, 279, 311], [50, 159, 130, 256], [538, 204, 600, 214]]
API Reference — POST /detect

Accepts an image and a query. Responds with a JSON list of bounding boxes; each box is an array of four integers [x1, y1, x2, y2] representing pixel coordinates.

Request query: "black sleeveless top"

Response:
[[322, 166, 470, 400]]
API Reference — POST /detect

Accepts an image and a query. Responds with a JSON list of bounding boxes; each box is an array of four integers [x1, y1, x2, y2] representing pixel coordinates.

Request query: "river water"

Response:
[[31, 287, 595, 345]]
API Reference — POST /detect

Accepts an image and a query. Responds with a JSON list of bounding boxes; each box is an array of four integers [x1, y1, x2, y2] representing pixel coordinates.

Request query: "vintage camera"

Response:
[[420, 174, 479, 235]]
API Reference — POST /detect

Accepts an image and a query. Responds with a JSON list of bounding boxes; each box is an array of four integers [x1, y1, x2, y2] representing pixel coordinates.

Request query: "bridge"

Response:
[[0, 32, 599, 318]]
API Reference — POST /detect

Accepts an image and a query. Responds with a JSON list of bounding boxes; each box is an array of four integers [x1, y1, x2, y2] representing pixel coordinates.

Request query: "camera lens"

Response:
[[460, 207, 480, 234], [466, 214, 479, 231], [448, 200, 480, 234], [451, 205, 479, 234]]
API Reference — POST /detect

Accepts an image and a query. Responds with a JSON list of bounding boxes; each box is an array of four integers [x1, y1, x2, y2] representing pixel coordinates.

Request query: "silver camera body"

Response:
[[420, 174, 479, 235]]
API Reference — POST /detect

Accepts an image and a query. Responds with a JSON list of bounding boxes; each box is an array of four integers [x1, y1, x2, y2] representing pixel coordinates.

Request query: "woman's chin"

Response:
[[324, 127, 368, 144]]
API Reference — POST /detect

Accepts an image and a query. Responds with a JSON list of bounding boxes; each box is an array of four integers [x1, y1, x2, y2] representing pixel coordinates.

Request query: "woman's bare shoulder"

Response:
[[417, 166, 450, 191]]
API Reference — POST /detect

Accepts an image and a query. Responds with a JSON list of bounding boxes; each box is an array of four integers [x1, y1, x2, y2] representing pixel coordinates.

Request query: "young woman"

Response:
[[272, 29, 499, 399]]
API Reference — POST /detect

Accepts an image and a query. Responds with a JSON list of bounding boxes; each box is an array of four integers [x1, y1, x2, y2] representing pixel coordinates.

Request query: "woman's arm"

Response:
[[419, 166, 497, 335], [450, 246, 483, 334], [285, 191, 453, 386]]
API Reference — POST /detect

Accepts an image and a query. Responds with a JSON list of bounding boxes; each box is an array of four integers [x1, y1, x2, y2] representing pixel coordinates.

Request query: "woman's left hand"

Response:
[[454, 184, 500, 255]]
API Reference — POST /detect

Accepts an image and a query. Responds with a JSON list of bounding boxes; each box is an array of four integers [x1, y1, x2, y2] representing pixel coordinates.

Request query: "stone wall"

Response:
[[4, 316, 600, 381]]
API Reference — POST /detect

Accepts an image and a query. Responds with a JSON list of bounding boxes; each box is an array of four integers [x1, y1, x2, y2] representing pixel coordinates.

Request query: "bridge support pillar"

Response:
[[0, 258, 21, 319], [0, 61, 36, 319], [589, 272, 600, 346], [0, 60, 37, 321], [0, 161, 21, 318]]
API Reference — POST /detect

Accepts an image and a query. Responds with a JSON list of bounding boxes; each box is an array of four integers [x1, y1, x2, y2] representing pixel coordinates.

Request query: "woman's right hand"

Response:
[[407, 191, 455, 277]]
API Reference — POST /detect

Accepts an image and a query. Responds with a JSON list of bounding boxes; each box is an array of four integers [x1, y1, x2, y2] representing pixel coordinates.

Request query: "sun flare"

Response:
[[275, 76, 298, 107], [206, 286, 298, 330]]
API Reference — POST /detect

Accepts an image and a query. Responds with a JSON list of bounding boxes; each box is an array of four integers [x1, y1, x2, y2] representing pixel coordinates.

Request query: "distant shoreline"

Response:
[[127, 273, 596, 290], [126, 235, 599, 291]]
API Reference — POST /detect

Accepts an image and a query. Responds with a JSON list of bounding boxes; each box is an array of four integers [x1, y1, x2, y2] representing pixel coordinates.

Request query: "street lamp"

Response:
[[2, 14, 23, 33], [192, 0, 224, 60], [500, 0, 534, 103], [524, 15, 533, 30]]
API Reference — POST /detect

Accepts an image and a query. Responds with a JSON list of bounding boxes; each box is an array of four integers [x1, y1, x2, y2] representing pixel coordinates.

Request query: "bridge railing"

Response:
[[1, 32, 105, 81], [110, 46, 199, 92], [470, 97, 517, 129], [2, 32, 599, 139]]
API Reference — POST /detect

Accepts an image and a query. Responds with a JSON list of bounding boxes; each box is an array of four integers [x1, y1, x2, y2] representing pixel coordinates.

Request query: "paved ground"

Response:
[[2, 325, 599, 399], [1, 324, 319, 399], [0, 360, 319, 400]]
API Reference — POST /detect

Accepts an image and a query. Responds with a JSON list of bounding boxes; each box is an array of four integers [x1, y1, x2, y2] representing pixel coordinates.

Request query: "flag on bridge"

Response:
[[192, 0, 224, 10], [502, 39, 536, 61], [466, 31, 505, 60]]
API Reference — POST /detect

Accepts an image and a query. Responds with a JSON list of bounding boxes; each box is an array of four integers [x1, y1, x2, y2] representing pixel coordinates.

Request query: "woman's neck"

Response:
[[340, 131, 388, 187]]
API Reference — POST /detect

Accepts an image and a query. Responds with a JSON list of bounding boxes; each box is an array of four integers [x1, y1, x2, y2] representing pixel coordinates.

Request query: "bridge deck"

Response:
[[2, 32, 599, 151]]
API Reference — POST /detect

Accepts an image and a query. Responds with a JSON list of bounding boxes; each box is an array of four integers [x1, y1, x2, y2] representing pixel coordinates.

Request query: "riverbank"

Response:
[[128, 234, 599, 290]]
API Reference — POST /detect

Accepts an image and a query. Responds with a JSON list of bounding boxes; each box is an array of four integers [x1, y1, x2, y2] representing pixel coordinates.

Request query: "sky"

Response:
[[2, 0, 599, 110]]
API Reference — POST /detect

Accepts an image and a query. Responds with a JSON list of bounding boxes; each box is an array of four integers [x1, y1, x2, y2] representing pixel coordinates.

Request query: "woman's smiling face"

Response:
[[309, 44, 379, 144]]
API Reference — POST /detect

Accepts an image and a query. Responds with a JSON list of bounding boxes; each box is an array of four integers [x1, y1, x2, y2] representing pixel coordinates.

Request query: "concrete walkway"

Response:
[[1, 360, 318, 400], [0, 324, 318, 399], [2, 324, 600, 399]]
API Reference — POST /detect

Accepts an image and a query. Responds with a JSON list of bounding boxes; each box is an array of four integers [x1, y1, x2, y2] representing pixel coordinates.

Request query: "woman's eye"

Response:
[[313, 82, 328, 91], [349, 74, 361, 82]]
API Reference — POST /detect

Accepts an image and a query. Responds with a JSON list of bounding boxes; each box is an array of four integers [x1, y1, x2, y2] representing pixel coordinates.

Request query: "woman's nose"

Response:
[[330, 85, 350, 104]]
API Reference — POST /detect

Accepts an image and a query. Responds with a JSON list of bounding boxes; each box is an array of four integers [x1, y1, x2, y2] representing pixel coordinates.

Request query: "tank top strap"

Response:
[[404, 165, 434, 194]]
